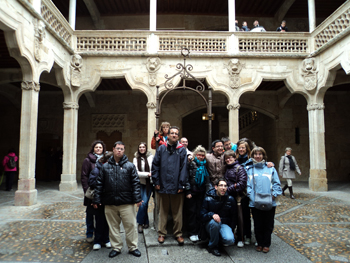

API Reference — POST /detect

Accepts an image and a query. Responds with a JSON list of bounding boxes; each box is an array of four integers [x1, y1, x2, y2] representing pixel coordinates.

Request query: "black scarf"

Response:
[[286, 155, 295, 171], [137, 153, 151, 194]]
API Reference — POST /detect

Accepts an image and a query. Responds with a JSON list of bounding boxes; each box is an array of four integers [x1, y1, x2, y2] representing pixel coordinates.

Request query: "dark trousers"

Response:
[[251, 207, 276, 248], [5, 171, 15, 191], [242, 196, 252, 238], [185, 192, 205, 236], [94, 205, 110, 245]]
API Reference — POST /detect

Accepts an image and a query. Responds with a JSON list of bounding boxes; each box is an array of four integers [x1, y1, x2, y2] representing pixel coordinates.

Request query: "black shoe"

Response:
[[109, 250, 121, 258], [207, 247, 221, 256], [129, 249, 141, 257]]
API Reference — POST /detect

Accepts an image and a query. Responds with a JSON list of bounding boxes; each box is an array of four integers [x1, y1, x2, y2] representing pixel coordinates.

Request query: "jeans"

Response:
[[137, 184, 153, 225], [206, 219, 235, 248], [86, 210, 94, 238]]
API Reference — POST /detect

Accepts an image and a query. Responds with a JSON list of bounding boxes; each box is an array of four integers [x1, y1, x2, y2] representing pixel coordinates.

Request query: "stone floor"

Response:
[[0, 181, 349, 262]]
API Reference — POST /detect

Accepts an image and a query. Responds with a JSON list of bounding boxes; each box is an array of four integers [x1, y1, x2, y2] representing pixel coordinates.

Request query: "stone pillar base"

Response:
[[309, 169, 328, 192], [15, 178, 37, 206], [59, 174, 78, 191]]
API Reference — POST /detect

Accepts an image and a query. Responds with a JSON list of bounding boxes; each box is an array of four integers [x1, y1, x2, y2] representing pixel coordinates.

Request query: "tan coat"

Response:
[[206, 153, 225, 185], [279, 154, 301, 179]]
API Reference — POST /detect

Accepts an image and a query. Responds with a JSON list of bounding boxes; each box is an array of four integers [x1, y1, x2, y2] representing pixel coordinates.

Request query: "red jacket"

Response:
[[2, 152, 18, 172], [151, 134, 167, 149]]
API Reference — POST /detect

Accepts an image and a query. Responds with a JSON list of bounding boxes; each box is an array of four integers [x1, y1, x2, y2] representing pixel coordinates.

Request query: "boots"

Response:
[[282, 184, 288, 196], [288, 186, 295, 199]]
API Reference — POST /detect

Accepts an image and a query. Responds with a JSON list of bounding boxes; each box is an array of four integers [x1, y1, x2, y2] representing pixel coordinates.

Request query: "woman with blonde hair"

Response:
[[185, 145, 210, 242], [151, 121, 170, 149]]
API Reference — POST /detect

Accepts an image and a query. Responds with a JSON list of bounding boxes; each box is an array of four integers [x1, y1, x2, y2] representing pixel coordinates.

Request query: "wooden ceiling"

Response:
[[51, 0, 346, 18]]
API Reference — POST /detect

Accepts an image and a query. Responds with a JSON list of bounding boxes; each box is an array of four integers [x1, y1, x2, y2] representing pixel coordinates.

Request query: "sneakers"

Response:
[[105, 242, 111, 248], [244, 238, 251, 245], [237, 241, 244, 248], [86, 237, 94, 243], [93, 244, 101, 250], [189, 235, 199, 242]]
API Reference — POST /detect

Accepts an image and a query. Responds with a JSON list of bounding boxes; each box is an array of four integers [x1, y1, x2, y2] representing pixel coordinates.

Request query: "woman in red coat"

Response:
[[151, 121, 170, 149], [2, 148, 18, 191]]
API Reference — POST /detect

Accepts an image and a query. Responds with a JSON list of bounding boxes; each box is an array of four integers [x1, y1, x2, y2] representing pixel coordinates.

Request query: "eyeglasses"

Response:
[[170, 132, 179, 135], [217, 184, 227, 188], [196, 154, 205, 157], [114, 148, 124, 151], [215, 145, 223, 148]]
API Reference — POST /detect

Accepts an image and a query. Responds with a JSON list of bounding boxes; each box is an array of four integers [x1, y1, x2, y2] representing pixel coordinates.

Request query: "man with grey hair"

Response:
[[180, 137, 193, 157]]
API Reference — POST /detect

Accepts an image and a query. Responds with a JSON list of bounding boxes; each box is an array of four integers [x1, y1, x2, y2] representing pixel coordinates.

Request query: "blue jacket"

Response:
[[246, 160, 282, 208], [152, 141, 188, 194]]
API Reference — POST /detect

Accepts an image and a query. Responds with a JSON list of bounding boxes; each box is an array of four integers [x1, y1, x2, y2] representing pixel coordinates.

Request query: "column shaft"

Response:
[[228, 0, 236, 32], [150, 0, 157, 31], [307, 104, 327, 191], [308, 0, 316, 33], [15, 81, 40, 206], [228, 104, 239, 144], [69, 0, 77, 30], [59, 102, 79, 191]]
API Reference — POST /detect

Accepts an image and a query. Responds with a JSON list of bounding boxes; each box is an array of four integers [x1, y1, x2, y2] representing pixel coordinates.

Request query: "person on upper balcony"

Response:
[[241, 21, 250, 32], [251, 20, 266, 32], [276, 20, 289, 32]]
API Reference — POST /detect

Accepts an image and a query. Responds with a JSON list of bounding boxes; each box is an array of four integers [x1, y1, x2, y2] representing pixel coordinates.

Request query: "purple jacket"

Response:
[[81, 153, 97, 206], [2, 152, 18, 172], [224, 161, 247, 197]]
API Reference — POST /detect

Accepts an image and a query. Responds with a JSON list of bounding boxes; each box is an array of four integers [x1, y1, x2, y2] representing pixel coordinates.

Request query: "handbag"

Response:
[[252, 167, 273, 211], [85, 187, 95, 200]]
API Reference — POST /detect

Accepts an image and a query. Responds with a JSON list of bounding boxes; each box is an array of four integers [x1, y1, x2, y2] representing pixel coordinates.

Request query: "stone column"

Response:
[[15, 81, 40, 206], [308, 0, 316, 33], [227, 103, 240, 144], [69, 0, 77, 30], [147, 102, 157, 151], [307, 103, 327, 191], [150, 0, 157, 31], [228, 0, 236, 32], [59, 102, 79, 191]]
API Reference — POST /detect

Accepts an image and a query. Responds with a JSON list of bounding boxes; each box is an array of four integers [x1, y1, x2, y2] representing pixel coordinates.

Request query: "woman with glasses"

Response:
[[246, 147, 282, 253], [185, 145, 210, 242]]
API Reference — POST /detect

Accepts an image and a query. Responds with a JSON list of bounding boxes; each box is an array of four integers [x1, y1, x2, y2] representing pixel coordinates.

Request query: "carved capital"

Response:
[[21, 81, 40, 92], [63, 102, 79, 110], [307, 103, 325, 111], [70, 54, 83, 88], [227, 103, 240, 110], [146, 102, 157, 109]]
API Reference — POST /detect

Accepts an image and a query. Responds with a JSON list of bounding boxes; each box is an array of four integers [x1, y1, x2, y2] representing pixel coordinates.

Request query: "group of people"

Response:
[[81, 121, 302, 258], [235, 19, 289, 32]]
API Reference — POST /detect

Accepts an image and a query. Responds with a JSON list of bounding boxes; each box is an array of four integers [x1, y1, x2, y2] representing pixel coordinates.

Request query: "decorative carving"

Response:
[[41, 2, 72, 45], [146, 57, 161, 86], [159, 37, 226, 52], [227, 103, 240, 110], [33, 18, 46, 62], [227, 59, 243, 89], [302, 58, 318, 92], [239, 38, 308, 53], [76, 36, 147, 52], [63, 102, 79, 109], [70, 54, 83, 88], [146, 102, 156, 109], [307, 103, 325, 111], [21, 81, 40, 92], [92, 114, 126, 134], [315, 8, 350, 49]]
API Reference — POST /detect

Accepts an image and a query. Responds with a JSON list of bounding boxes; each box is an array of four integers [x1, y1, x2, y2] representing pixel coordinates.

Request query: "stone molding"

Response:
[[63, 102, 79, 109], [92, 114, 126, 134], [227, 103, 240, 110], [146, 102, 157, 109], [21, 81, 40, 92], [307, 103, 325, 111]]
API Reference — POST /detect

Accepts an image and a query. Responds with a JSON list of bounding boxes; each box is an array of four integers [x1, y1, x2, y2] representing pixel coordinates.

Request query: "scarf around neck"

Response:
[[137, 153, 150, 172], [286, 155, 295, 171], [252, 159, 266, 165], [194, 157, 209, 186], [94, 153, 103, 161]]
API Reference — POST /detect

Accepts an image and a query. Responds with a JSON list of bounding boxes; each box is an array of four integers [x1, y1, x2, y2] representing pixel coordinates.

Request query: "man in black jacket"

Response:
[[200, 178, 237, 256], [93, 141, 142, 258], [152, 126, 188, 245]]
